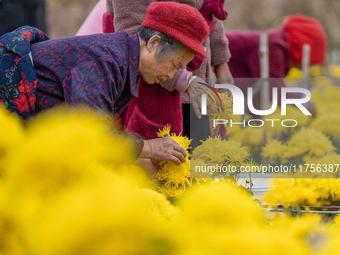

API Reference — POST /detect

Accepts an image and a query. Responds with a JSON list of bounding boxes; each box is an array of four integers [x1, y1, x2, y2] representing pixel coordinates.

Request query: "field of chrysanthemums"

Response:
[[1, 65, 340, 254]]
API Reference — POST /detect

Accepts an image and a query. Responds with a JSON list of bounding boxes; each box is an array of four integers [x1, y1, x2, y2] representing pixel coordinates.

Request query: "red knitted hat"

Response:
[[281, 14, 327, 65], [141, 2, 209, 58]]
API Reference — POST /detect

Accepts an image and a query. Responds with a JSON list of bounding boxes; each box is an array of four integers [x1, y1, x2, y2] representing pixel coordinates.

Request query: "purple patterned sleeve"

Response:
[[62, 60, 116, 116], [29, 32, 143, 158]]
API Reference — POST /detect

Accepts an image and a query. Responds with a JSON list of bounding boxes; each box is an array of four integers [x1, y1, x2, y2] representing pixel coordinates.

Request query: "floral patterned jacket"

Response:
[[0, 26, 49, 120]]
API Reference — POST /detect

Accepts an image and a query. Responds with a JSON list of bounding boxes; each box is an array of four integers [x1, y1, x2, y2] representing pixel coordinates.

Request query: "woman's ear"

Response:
[[146, 35, 161, 53]]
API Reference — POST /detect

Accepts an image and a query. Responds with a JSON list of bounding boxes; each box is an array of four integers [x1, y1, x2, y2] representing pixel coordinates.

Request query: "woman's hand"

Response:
[[186, 76, 219, 119], [185, 64, 233, 119], [140, 136, 186, 165]]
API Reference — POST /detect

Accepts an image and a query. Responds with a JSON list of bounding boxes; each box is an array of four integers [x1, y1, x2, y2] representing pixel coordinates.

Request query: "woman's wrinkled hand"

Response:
[[140, 136, 186, 165]]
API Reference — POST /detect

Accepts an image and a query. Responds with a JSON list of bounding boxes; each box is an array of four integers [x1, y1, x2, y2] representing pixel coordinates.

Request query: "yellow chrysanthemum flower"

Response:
[[192, 136, 249, 165], [310, 65, 327, 77], [263, 139, 287, 160], [171, 133, 191, 153], [263, 178, 340, 208], [155, 127, 191, 198], [228, 126, 263, 156], [328, 64, 340, 78], [246, 127, 264, 146], [156, 125, 171, 137], [226, 115, 245, 135], [286, 67, 303, 79], [241, 159, 262, 173], [156, 160, 190, 186], [285, 128, 334, 159], [311, 112, 340, 136], [210, 92, 234, 129]]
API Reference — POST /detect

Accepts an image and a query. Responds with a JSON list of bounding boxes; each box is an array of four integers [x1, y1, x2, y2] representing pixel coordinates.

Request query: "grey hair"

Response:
[[137, 26, 185, 63]]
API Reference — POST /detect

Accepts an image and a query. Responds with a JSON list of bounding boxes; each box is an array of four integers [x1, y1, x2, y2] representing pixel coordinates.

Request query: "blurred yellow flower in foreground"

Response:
[[0, 104, 340, 255], [0, 106, 181, 255], [0, 106, 25, 172], [179, 182, 265, 229]]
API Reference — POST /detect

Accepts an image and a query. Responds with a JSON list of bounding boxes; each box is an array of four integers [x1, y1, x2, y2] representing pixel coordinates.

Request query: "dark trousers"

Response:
[[182, 104, 211, 150]]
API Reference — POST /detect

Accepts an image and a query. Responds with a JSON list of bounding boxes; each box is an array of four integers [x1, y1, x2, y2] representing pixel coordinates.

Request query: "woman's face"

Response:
[[138, 36, 195, 84]]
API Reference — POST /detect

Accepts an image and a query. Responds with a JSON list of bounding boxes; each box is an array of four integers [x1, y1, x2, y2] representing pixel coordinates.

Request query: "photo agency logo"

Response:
[[198, 83, 223, 115], [200, 83, 312, 128]]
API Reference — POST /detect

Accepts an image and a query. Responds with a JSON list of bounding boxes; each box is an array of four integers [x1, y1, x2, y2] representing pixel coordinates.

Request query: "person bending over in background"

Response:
[[225, 14, 327, 114]]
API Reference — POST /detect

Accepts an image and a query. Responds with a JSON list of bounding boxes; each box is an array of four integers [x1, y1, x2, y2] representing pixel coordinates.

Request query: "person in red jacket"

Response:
[[225, 14, 327, 113]]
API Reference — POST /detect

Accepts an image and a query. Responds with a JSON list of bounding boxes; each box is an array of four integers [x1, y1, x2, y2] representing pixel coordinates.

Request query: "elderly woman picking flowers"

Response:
[[0, 2, 209, 165]]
